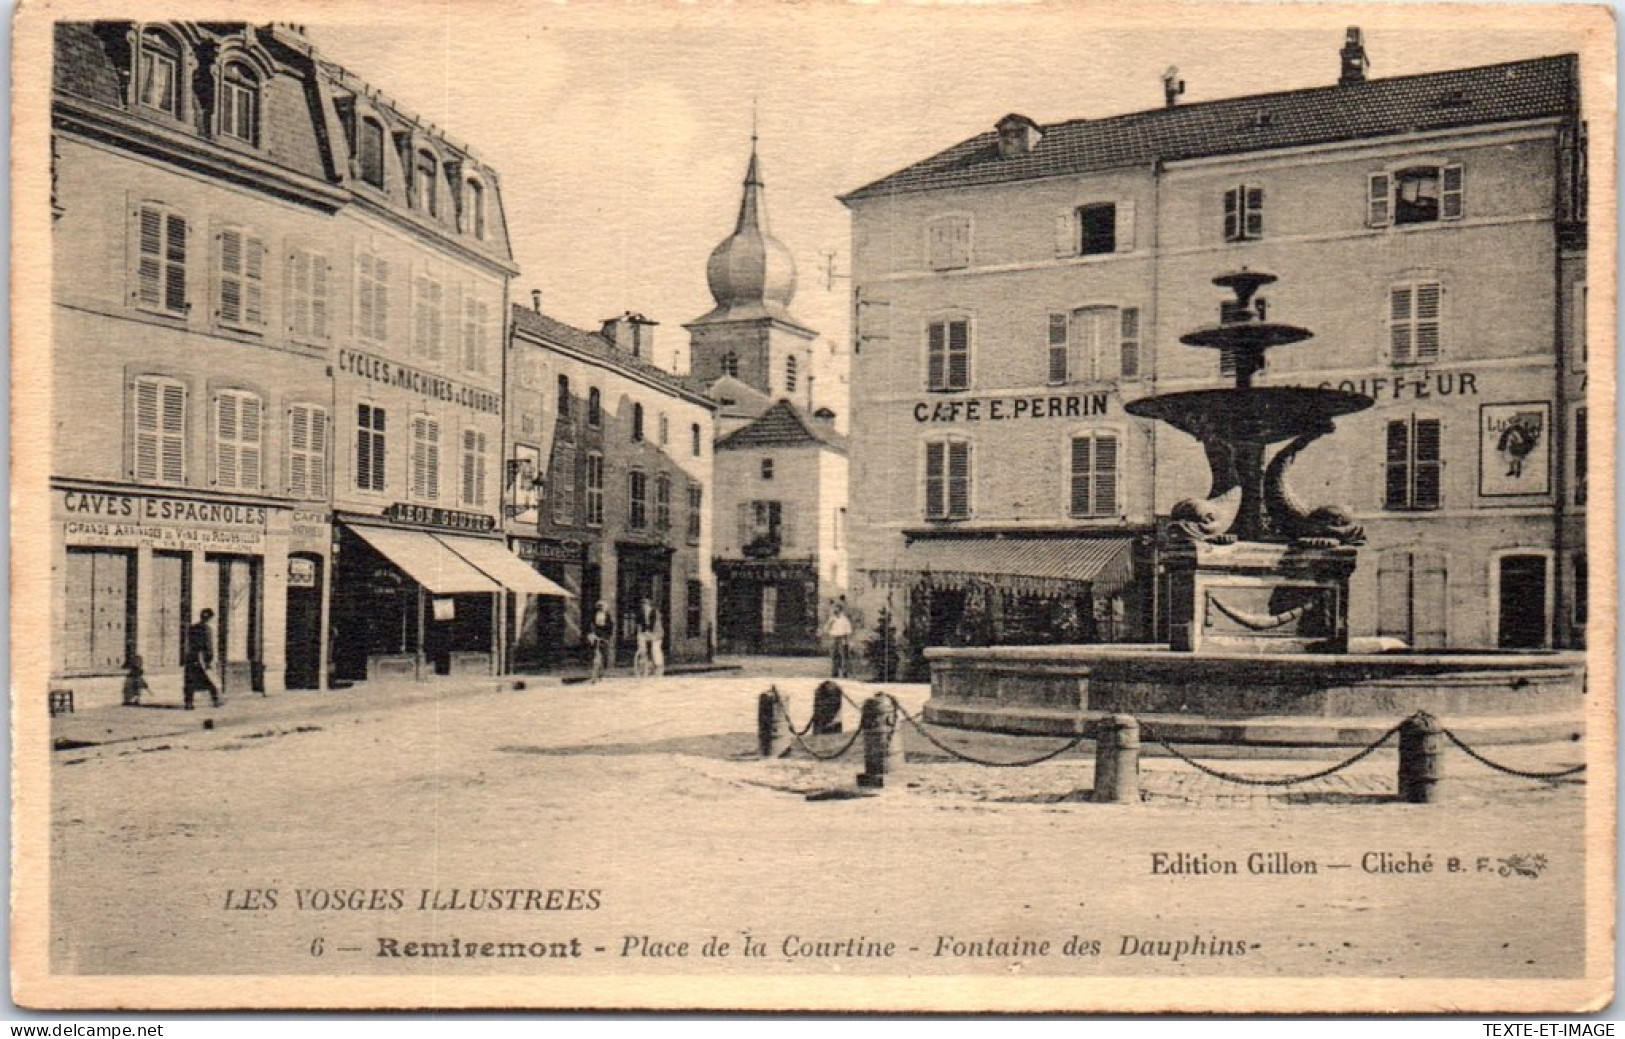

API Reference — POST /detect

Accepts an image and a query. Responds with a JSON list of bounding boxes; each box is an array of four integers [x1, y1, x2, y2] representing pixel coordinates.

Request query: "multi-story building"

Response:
[[51, 22, 549, 706], [840, 33, 1587, 663], [687, 139, 850, 653], [506, 302, 716, 670]]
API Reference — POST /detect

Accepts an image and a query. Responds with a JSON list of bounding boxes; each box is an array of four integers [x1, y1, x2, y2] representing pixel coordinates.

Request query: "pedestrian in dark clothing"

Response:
[[587, 602, 615, 683], [184, 609, 221, 709], [122, 654, 149, 707]]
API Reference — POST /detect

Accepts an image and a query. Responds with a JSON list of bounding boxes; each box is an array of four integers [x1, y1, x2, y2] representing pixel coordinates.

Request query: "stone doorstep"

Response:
[[920, 701, 1587, 751]]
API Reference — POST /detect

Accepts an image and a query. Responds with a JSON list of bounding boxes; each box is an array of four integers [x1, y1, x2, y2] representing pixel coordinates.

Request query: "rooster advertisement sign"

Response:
[[1480, 402, 1551, 497]]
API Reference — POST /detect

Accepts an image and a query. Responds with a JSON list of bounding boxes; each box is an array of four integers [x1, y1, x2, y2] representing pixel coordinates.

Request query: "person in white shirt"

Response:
[[824, 599, 855, 678]]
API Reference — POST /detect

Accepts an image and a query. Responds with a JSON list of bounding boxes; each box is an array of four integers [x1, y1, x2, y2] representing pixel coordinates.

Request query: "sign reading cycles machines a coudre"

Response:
[[58, 489, 269, 549]]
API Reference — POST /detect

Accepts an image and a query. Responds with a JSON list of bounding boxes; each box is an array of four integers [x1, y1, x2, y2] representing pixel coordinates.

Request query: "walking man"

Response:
[[587, 601, 614, 683], [184, 609, 221, 709], [825, 599, 854, 678], [635, 597, 665, 677]]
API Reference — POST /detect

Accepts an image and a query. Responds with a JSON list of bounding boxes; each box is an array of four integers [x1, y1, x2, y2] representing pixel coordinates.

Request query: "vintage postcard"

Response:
[[10, 0, 1616, 1013]]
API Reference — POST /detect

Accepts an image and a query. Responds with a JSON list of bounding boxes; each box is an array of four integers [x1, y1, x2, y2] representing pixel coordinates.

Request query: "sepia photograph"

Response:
[[9, 0, 1615, 1014]]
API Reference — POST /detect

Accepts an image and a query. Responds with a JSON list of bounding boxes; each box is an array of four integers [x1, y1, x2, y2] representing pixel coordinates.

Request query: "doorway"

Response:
[[285, 554, 323, 689], [209, 554, 263, 693], [1497, 554, 1548, 649]]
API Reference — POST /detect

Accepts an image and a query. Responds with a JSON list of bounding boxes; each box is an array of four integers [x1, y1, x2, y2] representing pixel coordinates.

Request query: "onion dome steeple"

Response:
[[701, 132, 801, 322]]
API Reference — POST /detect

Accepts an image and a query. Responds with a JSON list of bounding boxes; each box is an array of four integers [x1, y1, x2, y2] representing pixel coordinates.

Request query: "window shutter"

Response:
[[1376, 551, 1409, 641], [356, 405, 374, 493], [164, 213, 188, 313], [947, 441, 970, 517], [311, 257, 330, 339], [288, 406, 309, 498], [240, 394, 262, 488], [462, 428, 477, 505], [1389, 285, 1414, 363], [1440, 164, 1464, 220], [1114, 200, 1136, 253], [286, 250, 308, 335], [1244, 186, 1263, 238], [1070, 435, 1092, 515], [218, 227, 243, 325], [215, 392, 238, 487], [927, 322, 945, 389], [1047, 313, 1069, 384], [1414, 283, 1441, 361], [1094, 434, 1118, 514], [738, 502, 752, 545], [1384, 420, 1409, 508], [1120, 307, 1141, 380], [243, 236, 266, 326], [134, 378, 160, 479], [1054, 210, 1077, 258], [1367, 172, 1391, 227], [1413, 419, 1441, 508], [779, 507, 794, 548], [412, 275, 428, 357], [358, 255, 375, 339], [136, 206, 163, 308], [1413, 551, 1448, 648], [1222, 187, 1239, 241], [924, 441, 945, 518], [947, 320, 970, 389]]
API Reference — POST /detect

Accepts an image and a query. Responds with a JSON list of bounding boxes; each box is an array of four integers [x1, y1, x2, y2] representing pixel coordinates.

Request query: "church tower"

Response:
[[686, 133, 817, 405]]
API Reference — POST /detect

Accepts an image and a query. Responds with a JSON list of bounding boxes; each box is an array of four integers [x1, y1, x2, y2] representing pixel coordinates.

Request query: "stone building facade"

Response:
[[841, 37, 1588, 663]]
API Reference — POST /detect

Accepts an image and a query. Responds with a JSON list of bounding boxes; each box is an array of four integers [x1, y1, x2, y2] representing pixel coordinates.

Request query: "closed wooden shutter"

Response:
[[1389, 285, 1415, 363], [1367, 172, 1391, 227], [1070, 435, 1093, 516], [1414, 283, 1441, 362], [927, 322, 946, 389], [924, 441, 945, 518], [947, 320, 970, 389], [1384, 420, 1409, 508], [1093, 434, 1119, 515], [1114, 200, 1136, 252], [1413, 419, 1441, 508], [1440, 164, 1464, 220], [947, 441, 970, 518], [1047, 313, 1069, 384], [411, 415, 440, 500], [1119, 307, 1141, 380]]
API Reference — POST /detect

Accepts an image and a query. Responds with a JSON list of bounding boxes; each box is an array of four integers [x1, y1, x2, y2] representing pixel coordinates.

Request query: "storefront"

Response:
[[509, 537, 588, 671], [52, 482, 300, 707], [715, 558, 821, 655], [331, 507, 568, 683], [613, 542, 673, 666]]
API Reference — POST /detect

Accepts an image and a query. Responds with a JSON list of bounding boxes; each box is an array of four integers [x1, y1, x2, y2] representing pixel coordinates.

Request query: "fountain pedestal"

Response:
[[1166, 541, 1356, 655]]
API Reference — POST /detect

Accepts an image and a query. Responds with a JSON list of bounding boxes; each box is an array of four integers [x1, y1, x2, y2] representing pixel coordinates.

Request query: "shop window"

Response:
[[1069, 431, 1119, 517], [132, 202, 189, 317], [686, 484, 702, 543], [132, 376, 187, 484], [287, 403, 328, 500], [461, 295, 491, 374], [924, 439, 971, 520], [655, 473, 672, 531], [136, 29, 181, 117], [686, 580, 703, 638], [1368, 164, 1463, 227], [926, 319, 970, 391], [584, 451, 604, 526], [285, 247, 330, 342], [219, 62, 260, 145], [1388, 281, 1442, 364], [1376, 549, 1448, 649], [926, 214, 971, 270], [410, 415, 441, 501], [356, 253, 391, 342], [356, 403, 387, 493], [1223, 184, 1264, 241], [628, 470, 648, 529], [588, 388, 602, 428], [359, 118, 386, 188], [412, 272, 445, 361], [461, 429, 489, 508], [216, 226, 266, 331], [1384, 416, 1442, 510]]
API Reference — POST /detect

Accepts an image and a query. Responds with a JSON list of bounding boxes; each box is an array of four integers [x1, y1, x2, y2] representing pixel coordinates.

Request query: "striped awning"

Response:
[[866, 536, 1136, 599]]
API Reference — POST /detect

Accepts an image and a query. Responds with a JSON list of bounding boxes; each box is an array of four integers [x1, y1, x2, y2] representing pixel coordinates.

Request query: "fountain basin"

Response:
[[922, 645, 1586, 747]]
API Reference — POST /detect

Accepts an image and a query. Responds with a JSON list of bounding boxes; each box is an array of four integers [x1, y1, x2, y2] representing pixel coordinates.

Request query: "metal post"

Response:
[[1093, 714, 1141, 803], [757, 687, 790, 759], [856, 694, 904, 789], [415, 586, 426, 682], [1398, 712, 1442, 803]]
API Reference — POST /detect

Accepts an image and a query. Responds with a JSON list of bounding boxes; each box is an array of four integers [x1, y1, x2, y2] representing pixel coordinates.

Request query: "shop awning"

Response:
[[348, 524, 502, 595], [436, 535, 573, 598], [866, 536, 1137, 599]]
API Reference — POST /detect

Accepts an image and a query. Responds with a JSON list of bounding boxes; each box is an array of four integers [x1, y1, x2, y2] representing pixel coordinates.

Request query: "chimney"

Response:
[[1339, 27, 1369, 86], [530, 289, 542, 313], [1162, 66, 1185, 109], [628, 313, 658, 360]]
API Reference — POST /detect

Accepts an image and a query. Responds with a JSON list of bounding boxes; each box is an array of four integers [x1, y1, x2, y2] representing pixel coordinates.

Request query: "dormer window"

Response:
[[358, 118, 385, 188], [995, 114, 1041, 158], [415, 151, 439, 217], [137, 30, 181, 117], [219, 62, 260, 145], [464, 179, 486, 239], [1368, 164, 1464, 227]]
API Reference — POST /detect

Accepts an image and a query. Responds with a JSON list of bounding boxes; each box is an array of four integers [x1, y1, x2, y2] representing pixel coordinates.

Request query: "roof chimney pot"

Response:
[[1340, 27, 1369, 86], [1162, 66, 1185, 108], [531, 289, 542, 313]]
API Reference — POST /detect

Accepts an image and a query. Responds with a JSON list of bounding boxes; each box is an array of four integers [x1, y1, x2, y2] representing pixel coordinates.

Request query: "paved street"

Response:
[[51, 658, 1589, 982]]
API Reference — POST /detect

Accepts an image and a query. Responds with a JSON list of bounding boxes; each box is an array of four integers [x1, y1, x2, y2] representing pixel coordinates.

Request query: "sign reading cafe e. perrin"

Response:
[[914, 392, 1111, 424]]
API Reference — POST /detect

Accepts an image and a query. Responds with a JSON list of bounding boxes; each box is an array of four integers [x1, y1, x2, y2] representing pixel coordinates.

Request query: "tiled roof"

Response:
[[511, 305, 713, 407], [716, 399, 848, 453], [699, 375, 774, 421], [843, 55, 1576, 201]]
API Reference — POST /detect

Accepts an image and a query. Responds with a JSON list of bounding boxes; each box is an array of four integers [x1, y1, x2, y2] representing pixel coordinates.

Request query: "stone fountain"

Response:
[[919, 271, 1584, 748]]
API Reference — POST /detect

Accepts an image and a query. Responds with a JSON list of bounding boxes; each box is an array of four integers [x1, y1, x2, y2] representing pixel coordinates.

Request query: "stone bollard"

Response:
[[856, 694, 905, 789], [1398, 712, 1442, 804], [757, 687, 790, 759], [1093, 714, 1141, 803], [810, 681, 844, 735]]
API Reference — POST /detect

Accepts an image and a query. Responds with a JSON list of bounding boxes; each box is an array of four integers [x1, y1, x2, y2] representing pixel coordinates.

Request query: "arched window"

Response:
[[219, 61, 260, 145], [587, 387, 602, 428], [464, 179, 486, 239], [785, 355, 798, 394], [720, 352, 739, 379], [137, 29, 182, 116], [632, 403, 645, 442], [359, 118, 385, 188], [415, 151, 438, 216]]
